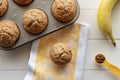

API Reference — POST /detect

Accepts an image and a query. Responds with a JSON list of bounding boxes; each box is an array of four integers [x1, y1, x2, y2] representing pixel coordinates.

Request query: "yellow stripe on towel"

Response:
[[33, 24, 81, 80]]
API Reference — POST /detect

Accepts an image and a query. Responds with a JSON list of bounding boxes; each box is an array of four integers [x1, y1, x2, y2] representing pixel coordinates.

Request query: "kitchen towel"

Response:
[[24, 22, 89, 80]]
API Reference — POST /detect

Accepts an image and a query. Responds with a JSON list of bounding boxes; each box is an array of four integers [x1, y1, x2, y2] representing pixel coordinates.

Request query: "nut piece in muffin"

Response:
[[0, 0, 8, 17], [0, 20, 20, 47], [50, 43, 72, 65], [22, 9, 48, 34], [51, 0, 77, 22], [13, 0, 33, 6]]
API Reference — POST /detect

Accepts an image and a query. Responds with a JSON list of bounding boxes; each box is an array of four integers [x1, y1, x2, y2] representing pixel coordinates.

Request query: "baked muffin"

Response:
[[13, 0, 33, 6], [51, 0, 77, 22], [0, 0, 8, 17], [0, 20, 20, 47], [50, 43, 72, 65], [22, 9, 48, 34]]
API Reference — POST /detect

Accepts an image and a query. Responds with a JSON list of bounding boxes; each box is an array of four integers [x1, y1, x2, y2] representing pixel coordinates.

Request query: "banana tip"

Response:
[[113, 42, 116, 47]]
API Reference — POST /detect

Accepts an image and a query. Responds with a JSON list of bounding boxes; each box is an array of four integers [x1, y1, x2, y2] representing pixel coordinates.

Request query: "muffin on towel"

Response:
[[50, 43, 72, 65]]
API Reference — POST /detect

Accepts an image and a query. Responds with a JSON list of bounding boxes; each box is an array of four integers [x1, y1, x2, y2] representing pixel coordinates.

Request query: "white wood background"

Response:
[[1, 0, 120, 80]]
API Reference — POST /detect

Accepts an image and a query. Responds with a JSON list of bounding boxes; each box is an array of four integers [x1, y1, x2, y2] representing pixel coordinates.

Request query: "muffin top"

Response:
[[0, 0, 8, 16], [13, 0, 33, 6], [52, 0, 77, 22], [22, 9, 48, 34], [0, 20, 19, 47], [50, 43, 72, 65]]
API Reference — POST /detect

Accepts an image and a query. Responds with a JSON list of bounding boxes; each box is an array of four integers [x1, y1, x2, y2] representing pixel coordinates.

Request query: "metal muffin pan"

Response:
[[0, 0, 80, 50]]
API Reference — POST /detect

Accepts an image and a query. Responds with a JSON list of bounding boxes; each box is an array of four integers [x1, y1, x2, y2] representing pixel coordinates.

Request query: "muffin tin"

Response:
[[0, 0, 80, 50]]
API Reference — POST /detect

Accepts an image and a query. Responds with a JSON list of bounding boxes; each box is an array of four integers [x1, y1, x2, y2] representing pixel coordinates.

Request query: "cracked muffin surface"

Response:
[[13, 0, 33, 6], [22, 9, 48, 34], [0, 20, 19, 47], [50, 43, 72, 65], [0, 0, 8, 16], [52, 0, 77, 22]]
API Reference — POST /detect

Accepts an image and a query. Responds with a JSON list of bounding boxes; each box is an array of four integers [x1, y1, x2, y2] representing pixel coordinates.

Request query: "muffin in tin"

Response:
[[0, 0, 8, 17], [51, 0, 77, 22], [0, 20, 20, 47], [50, 43, 72, 65], [13, 0, 33, 6], [22, 9, 48, 34]]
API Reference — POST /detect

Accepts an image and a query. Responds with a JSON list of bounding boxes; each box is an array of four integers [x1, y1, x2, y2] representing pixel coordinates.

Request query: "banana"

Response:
[[97, 0, 117, 47]]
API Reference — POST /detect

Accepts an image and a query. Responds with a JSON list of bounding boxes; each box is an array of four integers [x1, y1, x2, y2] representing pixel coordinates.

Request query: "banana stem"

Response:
[[108, 33, 116, 47]]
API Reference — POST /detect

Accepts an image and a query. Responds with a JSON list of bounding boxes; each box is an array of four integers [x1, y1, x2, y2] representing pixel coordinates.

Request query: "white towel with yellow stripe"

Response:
[[24, 22, 89, 80]]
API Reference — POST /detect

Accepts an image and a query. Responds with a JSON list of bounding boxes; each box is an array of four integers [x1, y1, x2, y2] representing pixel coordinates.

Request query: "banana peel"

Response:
[[97, 0, 117, 47]]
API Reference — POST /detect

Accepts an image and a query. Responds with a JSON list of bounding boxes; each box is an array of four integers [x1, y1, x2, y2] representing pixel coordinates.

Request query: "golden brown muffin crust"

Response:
[[52, 0, 77, 22], [0, 0, 8, 16], [22, 9, 48, 34], [13, 0, 33, 6], [0, 20, 19, 47], [50, 43, 72, 65]]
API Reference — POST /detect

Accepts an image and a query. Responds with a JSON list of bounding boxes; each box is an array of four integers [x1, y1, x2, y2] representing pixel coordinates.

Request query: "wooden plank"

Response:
[[0, 69, 120, 80], [78, 10, 120, 39], [84, 40, 120, 69], [0, 43, 31, 70], [79, 0, 100, 9], [0, 70, 119, 80], [0, 70, 26, 80], [79, 0, 120, 9], [82, 70, 120, 80]]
